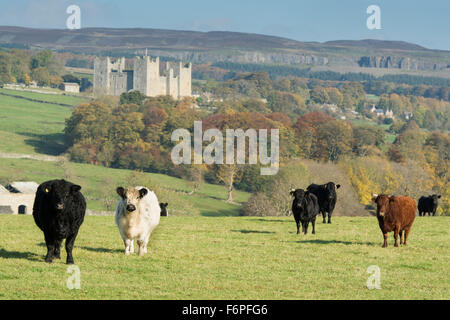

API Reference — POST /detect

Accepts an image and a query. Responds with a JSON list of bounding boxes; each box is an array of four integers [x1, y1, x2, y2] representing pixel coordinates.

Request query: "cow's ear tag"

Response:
[[45, 188, 49, 193]]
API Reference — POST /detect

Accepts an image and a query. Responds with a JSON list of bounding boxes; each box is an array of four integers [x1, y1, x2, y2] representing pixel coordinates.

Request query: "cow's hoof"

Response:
[[66, 261, 74, 265], [45, 259, 53, 263]]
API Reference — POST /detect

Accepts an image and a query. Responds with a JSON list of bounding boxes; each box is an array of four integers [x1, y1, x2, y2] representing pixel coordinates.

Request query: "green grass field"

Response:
[[0, 92, 73, 155], [0, 215, 448, 300], [0, 88, 90, 106]]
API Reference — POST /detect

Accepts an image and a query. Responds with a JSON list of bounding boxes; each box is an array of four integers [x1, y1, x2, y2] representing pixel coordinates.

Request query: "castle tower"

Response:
[[133, 55, 162, 96], [179, 62, 192, 98], [93, 57, 111, 96]]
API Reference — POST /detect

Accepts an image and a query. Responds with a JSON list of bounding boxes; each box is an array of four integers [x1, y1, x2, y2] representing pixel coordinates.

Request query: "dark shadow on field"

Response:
[[295, 239, 376, 246], [80, 246, 123, 254], [231, 230, 276, 234], [201, 210, 240, 217], [38, 243, 122, 254], [246, 218, 289, 223], [17, 131, 66, 156], [0, 248, 41, 261]]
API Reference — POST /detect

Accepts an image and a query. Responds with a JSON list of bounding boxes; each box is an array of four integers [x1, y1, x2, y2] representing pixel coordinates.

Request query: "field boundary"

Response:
[[0, 91, 81, 107], [0, 152, 63, 162]]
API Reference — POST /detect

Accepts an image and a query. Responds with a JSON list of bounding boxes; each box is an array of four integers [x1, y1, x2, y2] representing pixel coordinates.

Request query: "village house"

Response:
[[369, 105, 394, 119], [0, 182, 38, 215]]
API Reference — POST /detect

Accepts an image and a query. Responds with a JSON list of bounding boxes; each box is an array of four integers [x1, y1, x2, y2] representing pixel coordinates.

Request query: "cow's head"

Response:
[[431, 194, 441, 204], [325, 182, 340, 199], [117, 187, 148, 213], [371, 194, 393, 217], [290, 189, 309, 208], [42, 179, 81, 212]]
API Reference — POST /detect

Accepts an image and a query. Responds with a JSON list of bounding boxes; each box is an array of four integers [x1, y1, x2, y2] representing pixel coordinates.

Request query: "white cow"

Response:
[[115, 186, 160, 256]]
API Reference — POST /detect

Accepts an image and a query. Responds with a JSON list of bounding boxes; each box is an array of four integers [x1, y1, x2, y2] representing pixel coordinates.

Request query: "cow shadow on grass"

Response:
[[246, 218, 289, 223], [231, 230, 276, 234], [38, 242, 122, 254], [0, 248, 41, 261], [80, 246, 123, 254], [295, 239, 377, 246]]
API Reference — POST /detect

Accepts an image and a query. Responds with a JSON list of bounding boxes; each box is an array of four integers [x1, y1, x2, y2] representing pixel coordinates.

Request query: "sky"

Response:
[[0, 0, 449, 50]]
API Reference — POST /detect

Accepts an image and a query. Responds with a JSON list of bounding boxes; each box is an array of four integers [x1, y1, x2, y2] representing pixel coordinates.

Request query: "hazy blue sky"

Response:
[[0, 0, 449, 50]]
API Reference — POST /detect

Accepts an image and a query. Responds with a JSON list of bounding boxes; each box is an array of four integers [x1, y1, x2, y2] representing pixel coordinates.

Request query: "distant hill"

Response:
[[1, 26, 450, 74]]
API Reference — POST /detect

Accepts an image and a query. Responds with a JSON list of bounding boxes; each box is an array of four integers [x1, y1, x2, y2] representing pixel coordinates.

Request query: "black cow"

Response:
[[307, 182, 341, 224], [418, 195, 441, 217], [32, 179, 86, 264], [290, 189, 320, 235], [160, 203, 169, 217]]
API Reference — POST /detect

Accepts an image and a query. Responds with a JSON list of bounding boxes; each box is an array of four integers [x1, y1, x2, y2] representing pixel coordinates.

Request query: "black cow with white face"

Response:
[[290, 189, 320, 235], [418, 195, 441, 216], [306, 182, 341, 224], [32, 179, 86, 264]]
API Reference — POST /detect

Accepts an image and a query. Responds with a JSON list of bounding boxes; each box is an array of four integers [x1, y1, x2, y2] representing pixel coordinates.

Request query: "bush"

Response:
[[242, 162, 310, 216]]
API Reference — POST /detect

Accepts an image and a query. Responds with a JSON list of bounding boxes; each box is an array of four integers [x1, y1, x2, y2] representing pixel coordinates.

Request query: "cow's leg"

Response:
[[382, 233, 388, 248], [53, 239, 62, 259], [432, 210, 436, 217], [296, 220, 300, 235], [304, 221, 309, 235], [44, 232, 55, 263], [399, 230, 404, 245], [65, 231, 78, 265], [123, 239, 132, 255], [404, 227, 411, 246], [321, 211, 326, 224], [136, 232, 149, 256], [393, 227, 399, 247], [129, 239, 134, 254], [312, 218, 316, 235], [327, 211, 332, 224]]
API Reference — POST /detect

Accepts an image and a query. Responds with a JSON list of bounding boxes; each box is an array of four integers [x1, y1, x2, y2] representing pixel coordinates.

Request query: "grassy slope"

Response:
[[0, 215, 448, 300], [0, 91, 249, 216], [0, 88, 90, 105], [0, 92, 72, 155], [0, 158, 249, 215]]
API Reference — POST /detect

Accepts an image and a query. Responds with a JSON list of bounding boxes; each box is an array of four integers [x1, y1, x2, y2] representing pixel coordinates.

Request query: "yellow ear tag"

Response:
[[45, 188, 49, 193]]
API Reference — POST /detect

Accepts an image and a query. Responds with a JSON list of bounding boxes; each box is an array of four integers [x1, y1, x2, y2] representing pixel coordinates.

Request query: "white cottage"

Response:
[[0, 182, 38, 215]]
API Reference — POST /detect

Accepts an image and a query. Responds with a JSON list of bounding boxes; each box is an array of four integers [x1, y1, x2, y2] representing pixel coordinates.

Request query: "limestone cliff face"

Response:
[[143, 50, 329, 66], [358, 56, 447, 71]]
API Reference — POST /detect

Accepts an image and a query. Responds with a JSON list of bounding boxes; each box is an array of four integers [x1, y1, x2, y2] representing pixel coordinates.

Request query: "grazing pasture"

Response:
[[0, 158, 250, 216], [0, 215, 448, 300]]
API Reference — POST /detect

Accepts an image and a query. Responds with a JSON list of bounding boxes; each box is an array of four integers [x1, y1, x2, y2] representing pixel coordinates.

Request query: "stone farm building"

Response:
[[0, 182, 38, 215], [62, 82, 80, 93], [94, 53, 192, 99]]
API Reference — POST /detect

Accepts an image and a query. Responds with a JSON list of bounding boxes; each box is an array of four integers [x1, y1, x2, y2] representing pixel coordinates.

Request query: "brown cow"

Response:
[[371, 194, 416, 248]]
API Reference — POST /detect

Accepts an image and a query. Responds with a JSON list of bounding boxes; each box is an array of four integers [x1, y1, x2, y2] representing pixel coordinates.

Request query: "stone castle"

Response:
[[94, 54, 192, 99]]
